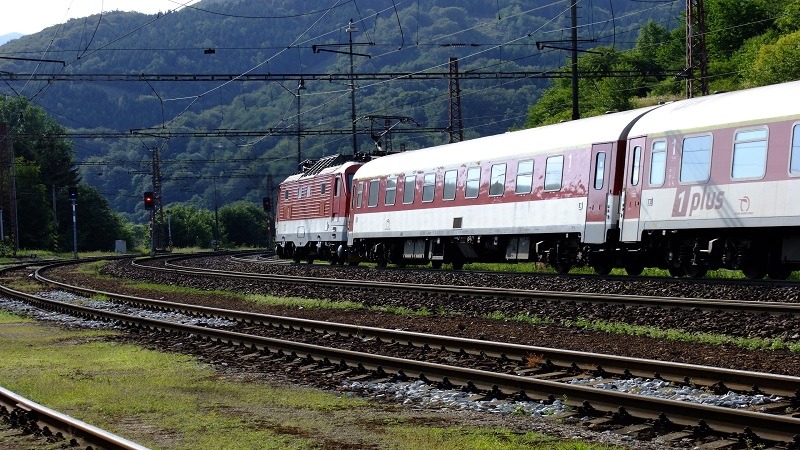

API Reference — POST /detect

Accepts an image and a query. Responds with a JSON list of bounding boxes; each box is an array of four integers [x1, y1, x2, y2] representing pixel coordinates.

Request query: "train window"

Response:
[[368, 179, 379, 207], [792, 125, 800, 175], [443, 170, 457, 200], [631, 146, 642, 185], [680, 135, 712, 183], [649, 141, 667, 186], [489, 164, 506, 196], [516, 160, 533, 194], [732, 128, 768, 180], [593, 153, 605, 190], [334, 178, 341, 197], [544, 155, 564, 191], [422, 173, 436, 202], [403, 175, 416, 204], [385, 177, 397, 206], [356, 182, 364, 208], [321, 183, 327, 195], [465, 167, 481, 199]]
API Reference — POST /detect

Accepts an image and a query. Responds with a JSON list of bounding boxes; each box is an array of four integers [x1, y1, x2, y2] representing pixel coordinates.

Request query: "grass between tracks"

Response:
[[0, 310, 621, 450]]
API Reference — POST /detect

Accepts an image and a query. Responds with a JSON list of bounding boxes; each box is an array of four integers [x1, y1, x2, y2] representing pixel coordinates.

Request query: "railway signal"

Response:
[[143, 191, 155, 210], [262, 197, 271, 212]]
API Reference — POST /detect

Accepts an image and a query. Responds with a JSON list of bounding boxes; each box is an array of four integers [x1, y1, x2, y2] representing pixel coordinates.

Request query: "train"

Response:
[[275, 80, 800, 279]]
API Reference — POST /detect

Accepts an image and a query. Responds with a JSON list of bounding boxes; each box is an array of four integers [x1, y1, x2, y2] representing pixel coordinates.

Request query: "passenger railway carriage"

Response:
[[277, 80, 800, 278], [346, 106, 659, 272], [623, 81, 800, 279]]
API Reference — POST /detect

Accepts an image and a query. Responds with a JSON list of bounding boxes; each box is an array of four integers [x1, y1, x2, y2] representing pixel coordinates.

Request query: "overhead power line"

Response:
[[29, 126, 447, 140], [0, 70, 683, 83]]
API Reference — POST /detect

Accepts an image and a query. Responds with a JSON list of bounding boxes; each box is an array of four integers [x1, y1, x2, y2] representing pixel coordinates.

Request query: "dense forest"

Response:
[[1, 0, 799, 251]]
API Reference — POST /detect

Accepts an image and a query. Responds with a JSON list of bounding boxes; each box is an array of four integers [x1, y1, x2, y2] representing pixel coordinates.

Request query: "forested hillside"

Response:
[[0, 0, 683, 220], [523, 0, 800, 127]]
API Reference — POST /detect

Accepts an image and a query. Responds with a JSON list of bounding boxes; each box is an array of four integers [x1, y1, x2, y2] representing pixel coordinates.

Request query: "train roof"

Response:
[[354, 106, 657, 179], [280, 154, 363, 184], [629, 80, 800, 137]]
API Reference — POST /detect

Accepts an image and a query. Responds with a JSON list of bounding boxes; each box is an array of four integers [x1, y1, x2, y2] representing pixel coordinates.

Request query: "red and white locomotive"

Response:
[[275, 154, 365, 263], [278, 80, 800, 278]]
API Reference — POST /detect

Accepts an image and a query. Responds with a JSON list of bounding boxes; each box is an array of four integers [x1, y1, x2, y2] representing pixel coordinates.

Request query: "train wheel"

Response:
[[592, 261, 612, 276], [554, 262, 572, 274], [451, 261, 464, 270], [431, 261, 443, 269], [684, 265, 707, 278], [667, 266, 686, 277], [767, 264, 792, 280], [624, 263, 643, 276], [741, 263, 767, 280]]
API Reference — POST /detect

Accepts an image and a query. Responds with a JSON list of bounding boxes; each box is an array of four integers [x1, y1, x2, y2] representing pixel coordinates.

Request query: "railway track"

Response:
[[139, 254, 800, 316], [0, 385, 149, 450], [6, 259, 796, 447]]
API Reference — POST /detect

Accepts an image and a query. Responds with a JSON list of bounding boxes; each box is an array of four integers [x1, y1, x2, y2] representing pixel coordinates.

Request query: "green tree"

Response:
[[705, 0, 775, 58], [1, 97, 82, 251], [747, 31, 800, 86], [14, 162, 51, 249], [63, 185, 131, 252], [218, 200, 268, 247], [165, 205, 215, 248]]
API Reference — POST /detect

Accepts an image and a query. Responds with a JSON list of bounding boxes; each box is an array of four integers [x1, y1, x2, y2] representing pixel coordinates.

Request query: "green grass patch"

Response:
[[0, 277, 43, 293], [483, 311, 800, 353], [568, 318, 800, 352], [74, 260, 108, 276], [124, 281, 240, 298], [244, 294, 433, 316], [371, 305, 431, 316], [245, 293, 364, 309], [483, 311, 554, 326], [0, 309, 31, 323], [0, 318, 363, 449], [385, 426, 623, 450]]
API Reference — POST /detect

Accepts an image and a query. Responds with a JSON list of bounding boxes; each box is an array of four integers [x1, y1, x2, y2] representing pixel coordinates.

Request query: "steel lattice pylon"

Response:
[[686, 0, 709, 98], [448, 57, 464, 144]]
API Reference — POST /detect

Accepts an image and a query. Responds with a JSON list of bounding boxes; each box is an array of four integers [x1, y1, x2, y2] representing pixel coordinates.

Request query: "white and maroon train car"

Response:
[[346, 107, 658, 272], [620, 80, 800, 279], [275, 154, 363, 263]]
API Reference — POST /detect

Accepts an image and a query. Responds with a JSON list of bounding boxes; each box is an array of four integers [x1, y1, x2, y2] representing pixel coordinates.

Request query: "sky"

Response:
[[0, 0, 197, 36]]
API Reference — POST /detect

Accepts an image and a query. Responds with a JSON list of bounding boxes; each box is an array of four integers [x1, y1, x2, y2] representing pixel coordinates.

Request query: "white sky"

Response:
[[1, 1, 197, 36]]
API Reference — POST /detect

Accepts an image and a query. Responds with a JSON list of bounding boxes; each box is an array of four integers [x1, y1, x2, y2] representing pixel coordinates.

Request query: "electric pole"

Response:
[[447, 57, 464, 143], [686, 0, 709, 98]]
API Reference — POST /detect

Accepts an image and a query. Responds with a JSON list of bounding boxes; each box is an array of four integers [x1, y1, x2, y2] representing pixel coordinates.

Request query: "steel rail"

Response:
[[3, 268, 799, 443], [142, 256, 800, 315], [0, 386, 149, 450]]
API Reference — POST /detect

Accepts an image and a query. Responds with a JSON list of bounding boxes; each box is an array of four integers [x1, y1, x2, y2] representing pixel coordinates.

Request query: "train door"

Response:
[[332, 176, 343, 219], [620, 137, 646, 242], [583, 143, 614, 243]]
